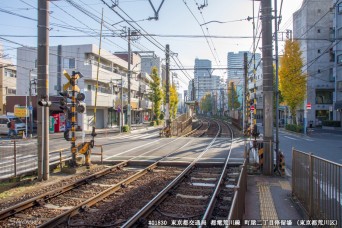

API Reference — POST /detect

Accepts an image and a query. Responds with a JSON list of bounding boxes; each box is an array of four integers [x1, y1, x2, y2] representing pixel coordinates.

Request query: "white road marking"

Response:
[[284, 136, 298, 140], [304, 138, 314, 142], [104, 138, 164, 160]]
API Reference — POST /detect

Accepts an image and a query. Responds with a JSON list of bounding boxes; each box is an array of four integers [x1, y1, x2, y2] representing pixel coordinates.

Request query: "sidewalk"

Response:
[[233, 137, 307, 227], [243, 174, 307, 227]]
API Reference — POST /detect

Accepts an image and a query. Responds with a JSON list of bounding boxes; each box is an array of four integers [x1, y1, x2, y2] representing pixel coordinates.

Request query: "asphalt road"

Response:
[[256, 125, 342, 171]]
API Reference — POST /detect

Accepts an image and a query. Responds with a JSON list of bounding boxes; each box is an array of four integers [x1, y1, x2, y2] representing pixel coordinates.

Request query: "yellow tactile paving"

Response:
[[258, 183, 280, 228], [279, 180, 291, 191]]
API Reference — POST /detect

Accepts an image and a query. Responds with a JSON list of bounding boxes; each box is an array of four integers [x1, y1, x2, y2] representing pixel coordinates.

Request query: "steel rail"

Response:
[[200, 118, 234, 225], [40, 135, 199, 227], [0, 162, 128, 220], [122, 119, 222, 227], [0, 133, 182, 221]]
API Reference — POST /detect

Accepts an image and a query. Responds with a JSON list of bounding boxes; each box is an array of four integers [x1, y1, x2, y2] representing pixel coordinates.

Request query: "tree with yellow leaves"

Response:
[[279, 40, 307, 124], [169, 84, 179, 119]]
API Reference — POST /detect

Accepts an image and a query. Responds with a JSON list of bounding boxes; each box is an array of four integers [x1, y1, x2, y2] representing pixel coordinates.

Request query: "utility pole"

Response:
[[243, 53, 248, 134], [37, 0, 50, 181], [261, 0, 274, 175], [253, 0, 257, 126], [127, 27, 132, 129], [274, 0, 280, 172], [165, 44, 171, 136], [28, 70, 34, 138]]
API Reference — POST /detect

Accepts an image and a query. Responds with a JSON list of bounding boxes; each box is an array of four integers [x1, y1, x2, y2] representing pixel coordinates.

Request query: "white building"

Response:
[[334, 0, 342, 123], [293, 0, 334, 126], [0, 44, 16, 115], [17, 44, 152, 130]]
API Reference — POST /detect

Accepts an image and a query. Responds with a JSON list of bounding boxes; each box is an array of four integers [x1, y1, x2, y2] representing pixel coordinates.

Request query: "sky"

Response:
[[0, 0, 303, 91]]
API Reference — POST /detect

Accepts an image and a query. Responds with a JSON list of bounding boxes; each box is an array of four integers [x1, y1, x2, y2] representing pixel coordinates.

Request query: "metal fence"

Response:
[[227, 160, 247, 225], [0, 139, 72, 180], [292, 148, 342, 223], [0, 139, 104, 180]]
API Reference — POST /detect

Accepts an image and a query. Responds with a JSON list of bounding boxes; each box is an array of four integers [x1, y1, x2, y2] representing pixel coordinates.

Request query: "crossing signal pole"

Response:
[[61, 71, 88, 167]]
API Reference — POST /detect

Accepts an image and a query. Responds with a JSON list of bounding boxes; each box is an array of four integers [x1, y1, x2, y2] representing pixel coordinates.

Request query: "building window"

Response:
[[7, 88, 16, 94], [87, 85, 91, 91], [337, 54, 342, 64], [63, 58, 76, 69], [330, 48, 335, 62], [4, 69, 16, 78], [329, 68, 334, 82], [315, 90, 333, 104], [329, 27, 335, 41], [338, 3, 342, 14]]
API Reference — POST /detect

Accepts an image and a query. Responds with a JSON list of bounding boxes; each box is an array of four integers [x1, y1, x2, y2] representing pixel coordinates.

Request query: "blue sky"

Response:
[[0, 0, 302, 90]]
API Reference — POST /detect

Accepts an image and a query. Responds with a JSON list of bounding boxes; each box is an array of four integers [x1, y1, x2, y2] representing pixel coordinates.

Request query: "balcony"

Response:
[[84, 91, 116, 107], [141, 99, 152, 109], [82, 61, 127, 82]]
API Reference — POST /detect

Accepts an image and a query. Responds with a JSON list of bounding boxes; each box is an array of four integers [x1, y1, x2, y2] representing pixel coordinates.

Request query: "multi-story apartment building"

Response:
[[0, 45, 16, 115], [334, 0, 342, 123], [227, 51, 262, 113], [17, 44, 152, 130], [293, 0, 334, 126], [194, 58, 212, 102]]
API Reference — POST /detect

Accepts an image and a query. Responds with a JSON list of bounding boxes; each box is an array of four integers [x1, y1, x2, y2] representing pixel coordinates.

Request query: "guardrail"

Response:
[[292, 148, 342, 223], [227, 159, 247, 224], [0, 140, 104, 180]]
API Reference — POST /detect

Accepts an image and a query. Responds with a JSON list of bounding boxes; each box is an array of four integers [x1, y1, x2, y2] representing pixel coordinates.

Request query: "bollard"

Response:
[[59, 150, 63, 170], [14, 140, 17, 177]]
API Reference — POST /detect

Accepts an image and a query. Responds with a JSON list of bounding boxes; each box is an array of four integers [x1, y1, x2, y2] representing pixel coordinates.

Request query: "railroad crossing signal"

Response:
[[61, 70, 91, 167]]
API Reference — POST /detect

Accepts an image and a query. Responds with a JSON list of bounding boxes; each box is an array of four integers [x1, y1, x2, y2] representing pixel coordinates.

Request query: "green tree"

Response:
[[200, 93, 213, 114], [169, 85, 179, 119], [228, 81, 240, 110], [279, 40, 307, 124], [148, 67, 163, 121]]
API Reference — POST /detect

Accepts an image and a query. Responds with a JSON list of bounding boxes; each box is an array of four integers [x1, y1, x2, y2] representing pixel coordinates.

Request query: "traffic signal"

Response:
[[59, 91, 70, 110], [38, 99, 51, 107]]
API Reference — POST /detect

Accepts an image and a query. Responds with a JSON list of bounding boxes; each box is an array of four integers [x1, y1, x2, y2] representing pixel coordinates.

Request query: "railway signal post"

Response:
[[61, 70, 92, 168]]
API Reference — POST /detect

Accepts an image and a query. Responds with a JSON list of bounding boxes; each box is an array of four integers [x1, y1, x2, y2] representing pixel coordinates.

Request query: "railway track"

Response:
[[120, 118, 236, 227], [0, 118, 241, 227]]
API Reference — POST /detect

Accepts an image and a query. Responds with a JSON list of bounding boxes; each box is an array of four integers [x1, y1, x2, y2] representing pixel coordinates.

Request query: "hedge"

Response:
[[285, 124, 304, 133], [122, 125, 130, 132]]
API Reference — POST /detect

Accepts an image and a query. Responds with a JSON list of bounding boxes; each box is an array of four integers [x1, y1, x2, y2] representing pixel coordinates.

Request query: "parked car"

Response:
[[0, 115, 26, 135]]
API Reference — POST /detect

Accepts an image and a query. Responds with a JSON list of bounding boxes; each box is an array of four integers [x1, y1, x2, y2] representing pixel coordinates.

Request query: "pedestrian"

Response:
[[8, 119, 17, 138]]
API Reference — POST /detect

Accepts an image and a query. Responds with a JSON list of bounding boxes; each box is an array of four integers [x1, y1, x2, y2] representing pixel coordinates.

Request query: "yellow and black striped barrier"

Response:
[[279, 152, 286, 176], [258, 142, 264, 170]]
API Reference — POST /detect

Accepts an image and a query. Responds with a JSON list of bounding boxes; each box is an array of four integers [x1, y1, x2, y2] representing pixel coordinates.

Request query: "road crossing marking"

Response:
[[283, 136, 298, 140]]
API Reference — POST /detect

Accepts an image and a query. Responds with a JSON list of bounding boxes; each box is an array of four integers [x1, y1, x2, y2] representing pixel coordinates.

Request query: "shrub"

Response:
[[150, 121, 155, 126], [156, 119, 160, 125], [322, 120, 341, 127], [285, 124, 303, 133], [122, 125, 130, 132], [159, 113, 164, 120]]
